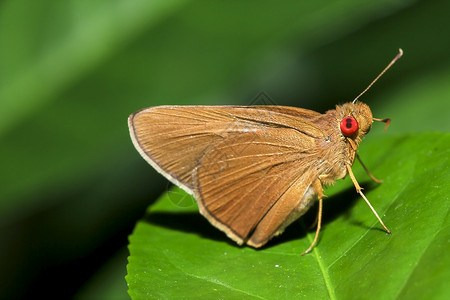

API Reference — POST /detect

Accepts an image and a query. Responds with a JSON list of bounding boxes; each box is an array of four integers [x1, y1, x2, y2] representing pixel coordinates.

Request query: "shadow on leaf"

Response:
[[143, 211, 236, 246], [144, 180, 384, 248]]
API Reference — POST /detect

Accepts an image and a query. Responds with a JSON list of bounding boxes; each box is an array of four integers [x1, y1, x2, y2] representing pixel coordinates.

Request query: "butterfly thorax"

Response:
[[313, 101, 373, 185]]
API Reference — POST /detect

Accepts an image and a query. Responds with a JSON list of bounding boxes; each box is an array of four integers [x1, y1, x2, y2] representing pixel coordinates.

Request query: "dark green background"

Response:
[[1, 0, 449, 298]]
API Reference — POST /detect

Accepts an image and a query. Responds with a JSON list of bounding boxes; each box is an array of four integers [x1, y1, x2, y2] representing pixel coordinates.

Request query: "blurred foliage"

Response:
[[0, 0, 449, 298], [127, 133, 450, 299]]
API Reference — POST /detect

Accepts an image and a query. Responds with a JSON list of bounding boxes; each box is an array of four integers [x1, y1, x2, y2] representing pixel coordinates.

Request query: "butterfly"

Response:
[[128, 49, 402, 254]]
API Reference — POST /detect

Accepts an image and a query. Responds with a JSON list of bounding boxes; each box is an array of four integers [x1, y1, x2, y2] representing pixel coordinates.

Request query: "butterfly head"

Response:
[[336, 101, 390, 146], [337, 101, 373, 139]]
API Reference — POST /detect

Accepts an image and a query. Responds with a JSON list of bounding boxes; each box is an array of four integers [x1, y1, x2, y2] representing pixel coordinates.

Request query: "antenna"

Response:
[[353, 49, 403, 104]]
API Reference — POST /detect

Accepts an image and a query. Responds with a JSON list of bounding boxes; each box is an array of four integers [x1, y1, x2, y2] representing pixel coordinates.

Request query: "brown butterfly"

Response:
[[129, 49, 402, 254]]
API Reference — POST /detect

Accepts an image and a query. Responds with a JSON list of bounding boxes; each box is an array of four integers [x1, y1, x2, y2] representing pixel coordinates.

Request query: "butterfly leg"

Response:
[[302, 179, 324, 255], [356, 153, 383, 184], [307, 180, 329, 230], [346, 164, 391, 234]]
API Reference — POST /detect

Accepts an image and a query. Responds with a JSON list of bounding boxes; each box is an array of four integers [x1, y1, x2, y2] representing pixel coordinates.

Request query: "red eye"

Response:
[[340, 117, 359, 136]]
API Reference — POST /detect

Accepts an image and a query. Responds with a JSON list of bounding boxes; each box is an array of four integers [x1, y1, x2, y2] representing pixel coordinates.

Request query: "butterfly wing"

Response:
[[194, 127, 320, 247], [129, 105, 326, 246], [128, 106, 323, 194]]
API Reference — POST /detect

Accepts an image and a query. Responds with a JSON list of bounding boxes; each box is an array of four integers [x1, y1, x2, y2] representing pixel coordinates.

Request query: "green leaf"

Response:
[[1, 0, 448, 298], [127, 133, 450, 299]]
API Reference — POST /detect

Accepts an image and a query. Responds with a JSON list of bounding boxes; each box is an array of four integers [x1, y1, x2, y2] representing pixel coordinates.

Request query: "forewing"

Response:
[[128, 106, 323, 194], [194, 127, 320, 246]]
